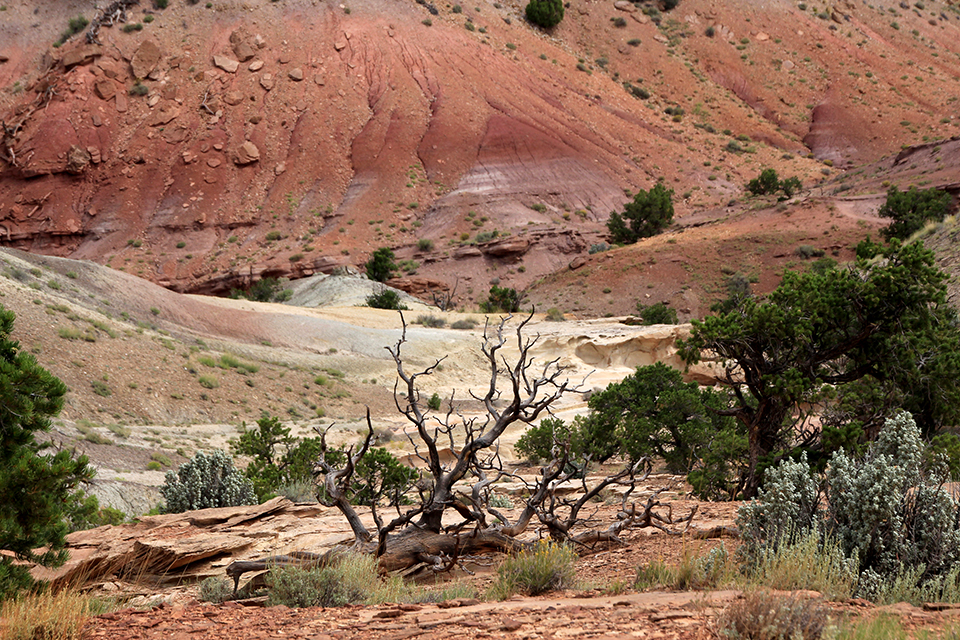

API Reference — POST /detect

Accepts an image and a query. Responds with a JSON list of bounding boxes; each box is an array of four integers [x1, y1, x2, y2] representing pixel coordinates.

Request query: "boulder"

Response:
[[130, 40, 161, 79], [234, 141, 260, 165], [482, 237, 530, 257], [62, 45, 101, 69]]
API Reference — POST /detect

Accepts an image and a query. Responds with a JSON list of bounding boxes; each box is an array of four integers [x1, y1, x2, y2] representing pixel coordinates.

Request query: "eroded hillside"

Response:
[[1, 0, 958, 302]]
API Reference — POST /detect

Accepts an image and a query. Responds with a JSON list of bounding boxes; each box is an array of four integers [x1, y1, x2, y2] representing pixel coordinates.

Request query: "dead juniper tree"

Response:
[[227, 313, 695, 586]]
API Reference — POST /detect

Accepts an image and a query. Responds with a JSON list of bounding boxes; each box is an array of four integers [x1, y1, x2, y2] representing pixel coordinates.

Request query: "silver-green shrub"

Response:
[[737, 411, 960, 601], [160, 449, 256, 513]]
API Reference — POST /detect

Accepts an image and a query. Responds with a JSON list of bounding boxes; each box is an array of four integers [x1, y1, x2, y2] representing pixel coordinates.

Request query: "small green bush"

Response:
[[366, 247, 397, 282], [366, 287, 407, 310], [480, 285, 522, 313], [266, 553, 379, 607], [795, 245, 825, 259], [607, 182, 674, 244], [417, 238, 434, 252], [427, 392, 442, 410], [198, 375, 219, 389], [525, 0, 564, 28], [160, 450, 256, 513], [636, 301, 678, 325], [489, 541, 578, 599], [90, 380, 112, 397]]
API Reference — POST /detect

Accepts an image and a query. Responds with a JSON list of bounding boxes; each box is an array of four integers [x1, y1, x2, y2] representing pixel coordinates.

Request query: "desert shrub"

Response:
[[545, 307, 565, 322], [349, 447, 419, 507], [705, 25, 716, 36], [128, 82, 148, 96], [366, 247, 396, 282], [525, 0, 563, 28], [636, 545, 732, 591], [878, 185, 952, 241], [588, 242, 610, 254], [747, 168, 803, 199], [160, 449, 256, 513], [927, 432, 960, 480], [427, 392, 442, 410], [795, 245, 825, 259], [606, 182, 674, 244], [738, 412, 960, 602], [415, 314, 446, 328], [750, 528, 859, 599], [479, 285, 522, 313], [231, 277, 287, 302], [717, 591, 831, 640], [199, 577, 235, 604], [90, 380, 112, 397], [483, 289, 511, 315], [417, 238, 434, 252], [488, 541, 577, 598], [366, 287, 407, 310], [636, 301, 678, 325], [266, 553, 379, 607], [450, 319, 478, 330], [198, 375, 219, 389], [55, 15, 89, 45]]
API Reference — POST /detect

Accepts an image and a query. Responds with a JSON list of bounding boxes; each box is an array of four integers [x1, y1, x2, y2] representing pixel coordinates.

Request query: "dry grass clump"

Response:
[[717, 591, 831, 640], [1, 589, 110, 640], [488, 541, 578, 599]]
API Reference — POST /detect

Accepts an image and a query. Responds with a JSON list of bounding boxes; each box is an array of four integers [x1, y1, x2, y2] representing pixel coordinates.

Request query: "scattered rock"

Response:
[[147, 103, 179, 127], [249, 60, 264, 71], [614, 0, 636, 11], [274, 163, 286, 175], [756, 31, 770, 41], [65, 145, 91, 174], [230, 30, 256, 61], [131, 40, 162, 79], [94, 79, 117, 101], [223, 91, 244, 106], [213, 55, 239, 73], [259, 73, 275, 90], [234, 141, 260, 165], [207, 158, 222, 168], [288, 67, 304, 81], [569, 256, 588, 270], [62, 45, 101, 69]]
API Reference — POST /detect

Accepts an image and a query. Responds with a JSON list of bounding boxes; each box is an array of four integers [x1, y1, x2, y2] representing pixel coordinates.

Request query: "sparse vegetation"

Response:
[[160, 449, 256, 513], [479, 285, 522, 313], [488, 541, 578, 599], [366, 247, 397, 282]]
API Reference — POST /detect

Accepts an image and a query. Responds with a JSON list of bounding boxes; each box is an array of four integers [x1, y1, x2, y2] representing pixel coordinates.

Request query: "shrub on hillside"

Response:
[[480, 285, 522, 313], [160, 449, 256, 513], [606, 182, 674, 244], [747, 168, 803, 199], [365, 247, 397, 282], [525, 0, 564, 28]]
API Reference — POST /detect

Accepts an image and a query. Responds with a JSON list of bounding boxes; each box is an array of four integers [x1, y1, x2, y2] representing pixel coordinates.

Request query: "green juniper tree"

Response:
[[0, 307, 97, 597], [679, 239, 960, 497], [606, 182, 674, 244]]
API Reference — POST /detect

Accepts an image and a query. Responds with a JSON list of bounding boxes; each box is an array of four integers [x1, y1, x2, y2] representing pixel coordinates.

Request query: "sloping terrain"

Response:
[[1, 0, 958, 301]]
